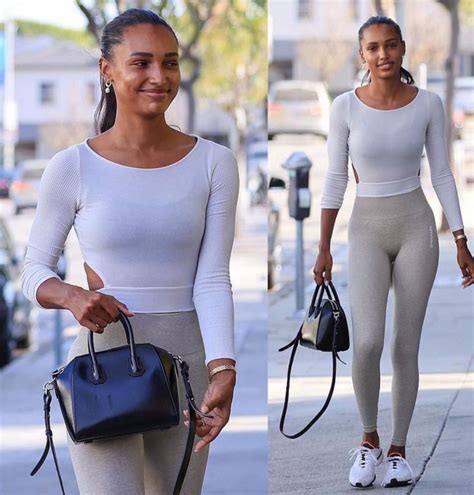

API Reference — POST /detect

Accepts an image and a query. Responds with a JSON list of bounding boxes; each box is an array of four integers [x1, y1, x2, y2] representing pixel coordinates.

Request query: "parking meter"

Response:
[[281, 152, 312, 220]]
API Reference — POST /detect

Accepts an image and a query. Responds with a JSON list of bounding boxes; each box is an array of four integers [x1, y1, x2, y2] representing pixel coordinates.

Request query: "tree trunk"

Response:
[[437, 0, 459, 231], [374, 0, 385, 16]]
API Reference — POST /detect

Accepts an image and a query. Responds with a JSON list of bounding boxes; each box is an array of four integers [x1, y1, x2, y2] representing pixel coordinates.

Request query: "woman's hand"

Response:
[[184, 360, 236, 452], [313, 249, 333, 285], [457, 242, 474, 288], [63, 285, 135, 332]]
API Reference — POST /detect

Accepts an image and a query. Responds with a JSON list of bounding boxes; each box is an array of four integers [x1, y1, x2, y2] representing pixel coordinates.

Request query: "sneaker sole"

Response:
[[383, 478, 413, 488], [350, 475, 376, 488]]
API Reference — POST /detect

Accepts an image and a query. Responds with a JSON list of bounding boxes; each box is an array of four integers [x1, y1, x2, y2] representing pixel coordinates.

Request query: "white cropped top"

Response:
[[20, 135, 239, 363], [320, 87, 464, 231]]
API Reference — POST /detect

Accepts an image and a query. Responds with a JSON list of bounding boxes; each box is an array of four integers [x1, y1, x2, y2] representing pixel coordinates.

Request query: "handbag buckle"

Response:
[[43, 380, 55, 393]]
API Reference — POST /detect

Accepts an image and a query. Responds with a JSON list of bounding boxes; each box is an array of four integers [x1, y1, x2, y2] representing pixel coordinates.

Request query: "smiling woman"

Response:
[[21, 8, 239, 495]]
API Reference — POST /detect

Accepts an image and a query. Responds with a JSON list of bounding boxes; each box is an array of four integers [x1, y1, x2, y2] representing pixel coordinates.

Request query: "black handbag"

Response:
[[30, 312, 211, 495], [279, 281, 349, 438]]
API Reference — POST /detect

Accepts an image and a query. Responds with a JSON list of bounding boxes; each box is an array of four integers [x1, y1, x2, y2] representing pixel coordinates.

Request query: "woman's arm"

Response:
[[314, 93, 350, 283], [191, 144, 239, 450], [21, 146, 133, 330], [425, 92, 473, 287], [21, 147, 81, 308]]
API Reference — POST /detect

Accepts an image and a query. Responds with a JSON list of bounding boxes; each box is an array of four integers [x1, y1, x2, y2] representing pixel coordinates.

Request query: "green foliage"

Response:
[[460, 0, 474, 27], [195, 0, 267, 106], [0, 19, 96, 47]]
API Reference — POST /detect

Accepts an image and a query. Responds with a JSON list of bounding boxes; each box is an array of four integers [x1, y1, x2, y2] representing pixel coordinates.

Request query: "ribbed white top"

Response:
[[320, 87, 464, 231], [20, 135, 240, 363]]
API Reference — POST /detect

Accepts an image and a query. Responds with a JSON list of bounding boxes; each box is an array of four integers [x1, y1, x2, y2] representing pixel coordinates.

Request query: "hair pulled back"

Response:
[[94, 8, 179, 134], [358, 15, 414, 86]]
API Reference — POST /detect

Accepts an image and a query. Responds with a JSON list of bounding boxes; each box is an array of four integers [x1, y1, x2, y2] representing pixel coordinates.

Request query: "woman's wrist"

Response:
[[207, 358, 236, 382]]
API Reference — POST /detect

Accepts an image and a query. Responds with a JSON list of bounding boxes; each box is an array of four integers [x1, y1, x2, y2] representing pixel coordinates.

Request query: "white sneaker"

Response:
[[382, 455, 414, 488], [348, 442, 384, 488]]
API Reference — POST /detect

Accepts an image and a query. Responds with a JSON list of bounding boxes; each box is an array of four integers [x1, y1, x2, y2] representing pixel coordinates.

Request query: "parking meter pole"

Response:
[[54, 309, 62, 366], [54, 251, 67, 367], [295, 220, 305, 311], [282, 151, 312, 317]]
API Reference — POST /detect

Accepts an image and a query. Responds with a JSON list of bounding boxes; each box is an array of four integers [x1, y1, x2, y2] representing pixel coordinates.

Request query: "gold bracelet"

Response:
[[209, 364, 236, 379], [454, 234, 467, 243]]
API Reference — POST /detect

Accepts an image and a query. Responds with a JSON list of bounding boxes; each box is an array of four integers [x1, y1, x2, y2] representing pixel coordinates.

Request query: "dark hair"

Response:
[[94, 9, 179, 134], [358, 15, 414, 86]]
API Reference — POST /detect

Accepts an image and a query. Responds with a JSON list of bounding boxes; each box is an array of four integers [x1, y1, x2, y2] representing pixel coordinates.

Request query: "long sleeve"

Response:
[[192, 145, 239, 364], [425, 92, 464, 231], [320, 93, 350, 209], [20, 146, 81, 308]]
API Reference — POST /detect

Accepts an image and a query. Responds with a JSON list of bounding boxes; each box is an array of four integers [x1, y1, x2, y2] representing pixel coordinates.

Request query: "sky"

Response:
[[1, 0, 87, 30]]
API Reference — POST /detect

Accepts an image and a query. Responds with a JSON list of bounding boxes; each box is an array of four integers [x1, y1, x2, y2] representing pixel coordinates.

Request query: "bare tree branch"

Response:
[[374, 0, 385, 16]]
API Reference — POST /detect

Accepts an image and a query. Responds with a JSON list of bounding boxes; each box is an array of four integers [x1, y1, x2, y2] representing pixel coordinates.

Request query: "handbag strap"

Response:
[[31, 357, 211, 495], [30, 385, 66, 494], [278, 326, 340, 439]]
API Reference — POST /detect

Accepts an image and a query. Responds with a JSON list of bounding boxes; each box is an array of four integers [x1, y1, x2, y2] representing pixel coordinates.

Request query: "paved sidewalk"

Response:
[[268, 233, 474, 494], [0, 206, 267, 495]]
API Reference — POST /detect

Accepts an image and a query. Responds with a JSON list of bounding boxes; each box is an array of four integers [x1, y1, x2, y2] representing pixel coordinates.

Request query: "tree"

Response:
[[75, 0, 265, 133]]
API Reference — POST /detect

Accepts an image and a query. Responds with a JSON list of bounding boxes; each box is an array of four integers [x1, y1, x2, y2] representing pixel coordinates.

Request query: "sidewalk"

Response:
[[268, 233, 474, 494], [0, 206, 267, 495]]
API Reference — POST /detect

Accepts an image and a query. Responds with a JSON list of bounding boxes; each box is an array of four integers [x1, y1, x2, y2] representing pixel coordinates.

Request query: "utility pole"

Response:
[[2, 18, 18, 170]]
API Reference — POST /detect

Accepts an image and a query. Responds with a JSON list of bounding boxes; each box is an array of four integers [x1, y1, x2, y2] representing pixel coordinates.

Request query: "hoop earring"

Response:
[[104, 79, 112, 94]]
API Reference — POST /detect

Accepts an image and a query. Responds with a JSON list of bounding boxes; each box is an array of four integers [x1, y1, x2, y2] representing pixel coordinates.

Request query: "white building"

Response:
[[0, 34, 237, 163]]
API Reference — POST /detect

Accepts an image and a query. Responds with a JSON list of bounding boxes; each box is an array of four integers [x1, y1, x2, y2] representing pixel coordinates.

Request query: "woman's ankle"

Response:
[[362, 431, 380, 448], [387, 444, 406, 458]]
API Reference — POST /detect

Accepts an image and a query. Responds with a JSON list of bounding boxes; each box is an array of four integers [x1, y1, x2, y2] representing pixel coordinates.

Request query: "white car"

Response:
[[268, 80, 331, 139], [10, 159, 48, 214]]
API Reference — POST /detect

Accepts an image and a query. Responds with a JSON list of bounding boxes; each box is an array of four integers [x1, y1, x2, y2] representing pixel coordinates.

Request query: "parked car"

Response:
[[0, 219, 33, 365], [268, 176, 285, 290], [246, 140, 268, 206], [268, 80, 331, 139], [10, 159, 48, 214], [0, 169, 15, 198]]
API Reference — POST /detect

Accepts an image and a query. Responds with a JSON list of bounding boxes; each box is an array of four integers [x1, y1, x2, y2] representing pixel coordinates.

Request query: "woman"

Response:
[[21, 9, 238, 495], [313, 16, 473, 489]]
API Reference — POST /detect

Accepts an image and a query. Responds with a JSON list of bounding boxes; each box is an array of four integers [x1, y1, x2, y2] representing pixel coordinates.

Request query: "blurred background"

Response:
[[267, 1, 473, 494], [0, 1, 267, 494]]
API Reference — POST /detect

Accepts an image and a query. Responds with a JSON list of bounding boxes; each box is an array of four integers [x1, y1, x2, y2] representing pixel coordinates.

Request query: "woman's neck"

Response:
[[109, 111, 177, 150]]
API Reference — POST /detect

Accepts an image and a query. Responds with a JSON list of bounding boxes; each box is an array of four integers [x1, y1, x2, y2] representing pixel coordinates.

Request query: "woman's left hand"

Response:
[[457, 242, 474, 288], [184, 363, 236, 452]]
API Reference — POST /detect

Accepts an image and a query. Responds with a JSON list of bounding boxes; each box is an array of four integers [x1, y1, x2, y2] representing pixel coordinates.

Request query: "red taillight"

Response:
[[269, 102, 282, 113], [309, 103, 321, 115], [11, 180, 31, 191]]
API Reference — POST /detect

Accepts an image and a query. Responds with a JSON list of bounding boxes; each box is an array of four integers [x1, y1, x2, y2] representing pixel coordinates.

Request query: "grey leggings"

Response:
[[66, 310, 209, 495], [347, 188, 439, 447]]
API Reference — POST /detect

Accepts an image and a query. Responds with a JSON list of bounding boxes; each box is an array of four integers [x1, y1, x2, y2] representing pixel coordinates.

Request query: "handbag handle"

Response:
[[309, 281, 341, 313], [87, 312, 140, 382]]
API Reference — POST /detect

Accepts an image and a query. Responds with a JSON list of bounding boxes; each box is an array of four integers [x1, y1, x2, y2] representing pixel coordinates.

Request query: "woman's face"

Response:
[[100, 23, 180, 118], [359, 24, 405, 80]]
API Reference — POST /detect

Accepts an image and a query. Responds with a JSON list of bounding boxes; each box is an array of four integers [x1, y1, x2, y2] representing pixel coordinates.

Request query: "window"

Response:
[[298, 0, 313, 19], [39, 82, 55, 105]]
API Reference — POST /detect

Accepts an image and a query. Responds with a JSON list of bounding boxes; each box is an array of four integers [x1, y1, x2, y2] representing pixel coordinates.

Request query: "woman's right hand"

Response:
[[313, 250, 333, 285], [64, 286, 135, 333]]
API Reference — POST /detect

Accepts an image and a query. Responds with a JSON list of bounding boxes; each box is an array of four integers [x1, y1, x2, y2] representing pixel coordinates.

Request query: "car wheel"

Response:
[[16, 333, 31, 349], [268, 261, 274, 290], [0, 340, 11, 367]]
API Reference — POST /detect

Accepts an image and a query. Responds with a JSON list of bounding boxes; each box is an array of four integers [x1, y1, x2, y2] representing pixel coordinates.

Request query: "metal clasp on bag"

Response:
[[43, 380, 55, 393]]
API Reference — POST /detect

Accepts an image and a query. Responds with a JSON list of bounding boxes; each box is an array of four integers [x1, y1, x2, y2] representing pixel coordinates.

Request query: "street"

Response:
[[268, 130, 474, 494], [0, 173, 267, 494]]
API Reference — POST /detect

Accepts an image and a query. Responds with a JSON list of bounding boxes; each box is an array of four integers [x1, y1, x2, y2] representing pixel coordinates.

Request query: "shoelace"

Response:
[[385, 456, 413, 476], [348, 446, 379, 468]]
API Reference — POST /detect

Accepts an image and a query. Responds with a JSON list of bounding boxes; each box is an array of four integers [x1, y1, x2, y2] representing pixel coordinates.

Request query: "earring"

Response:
[[104, 79, 112, 94]]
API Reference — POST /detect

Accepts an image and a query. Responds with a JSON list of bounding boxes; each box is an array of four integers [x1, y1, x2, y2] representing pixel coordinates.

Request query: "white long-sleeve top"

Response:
[[320, 87, 464, 231], [20, 135, 240, 364]]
